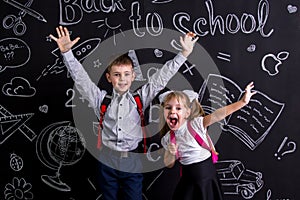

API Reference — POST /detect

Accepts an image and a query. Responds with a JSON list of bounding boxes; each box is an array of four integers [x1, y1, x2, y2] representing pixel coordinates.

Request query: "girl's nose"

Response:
[[170, 107, 176, 113]]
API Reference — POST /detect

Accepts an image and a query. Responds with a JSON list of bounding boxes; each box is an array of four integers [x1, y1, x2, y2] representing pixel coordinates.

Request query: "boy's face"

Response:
[[163, 97, 190, 131], [106, 64, 135, 95]]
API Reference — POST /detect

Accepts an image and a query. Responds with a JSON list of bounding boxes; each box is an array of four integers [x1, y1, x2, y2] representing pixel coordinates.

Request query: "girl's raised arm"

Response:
[[203, 82, 256, 128]]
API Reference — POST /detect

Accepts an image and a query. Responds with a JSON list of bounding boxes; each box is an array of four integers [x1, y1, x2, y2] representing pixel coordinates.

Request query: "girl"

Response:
[[159, 82, 256, 200]]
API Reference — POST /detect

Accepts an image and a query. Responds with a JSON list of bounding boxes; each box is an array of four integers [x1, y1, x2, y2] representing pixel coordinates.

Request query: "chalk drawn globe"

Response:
[[47, 126, 86, 166]]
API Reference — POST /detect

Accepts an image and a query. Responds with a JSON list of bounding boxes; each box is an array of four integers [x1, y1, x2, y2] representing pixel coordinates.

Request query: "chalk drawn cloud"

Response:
[[2, 77, 36, 97]]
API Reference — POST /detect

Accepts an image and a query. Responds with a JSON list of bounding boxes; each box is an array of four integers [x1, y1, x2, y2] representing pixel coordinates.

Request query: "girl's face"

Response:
[[163, 97, 190, 130], [106, 64, 135, 95]]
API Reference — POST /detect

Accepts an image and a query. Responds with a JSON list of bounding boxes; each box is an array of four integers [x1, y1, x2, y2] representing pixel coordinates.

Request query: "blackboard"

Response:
[[1, 0, 300, 199]]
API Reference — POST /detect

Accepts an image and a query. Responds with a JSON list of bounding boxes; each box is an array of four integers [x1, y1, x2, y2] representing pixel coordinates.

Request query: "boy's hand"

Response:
[[242, 81, 257, 104], [180, 32, 199, 58], [49, 26, 80, 53]]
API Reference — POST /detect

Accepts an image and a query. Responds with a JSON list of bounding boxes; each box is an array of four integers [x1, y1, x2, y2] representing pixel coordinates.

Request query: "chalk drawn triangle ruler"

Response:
[[0, 113, 34, 144], [0, 104, 36, 143]]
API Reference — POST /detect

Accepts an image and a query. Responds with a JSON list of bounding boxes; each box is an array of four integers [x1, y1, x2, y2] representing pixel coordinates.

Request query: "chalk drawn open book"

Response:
[[198, 74, 285, 150]]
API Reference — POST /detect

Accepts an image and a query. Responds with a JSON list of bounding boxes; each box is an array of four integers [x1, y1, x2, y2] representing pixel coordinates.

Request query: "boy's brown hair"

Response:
[[107, 53, 134, 73]]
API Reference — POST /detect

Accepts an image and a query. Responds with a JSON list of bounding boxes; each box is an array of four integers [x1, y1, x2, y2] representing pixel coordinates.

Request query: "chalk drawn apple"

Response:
[[261, 51, 289, 76]]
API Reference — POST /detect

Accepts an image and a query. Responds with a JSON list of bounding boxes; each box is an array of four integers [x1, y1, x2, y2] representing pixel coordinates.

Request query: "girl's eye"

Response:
[[164, 106, 171, 110], [176, 107, 182, 110]]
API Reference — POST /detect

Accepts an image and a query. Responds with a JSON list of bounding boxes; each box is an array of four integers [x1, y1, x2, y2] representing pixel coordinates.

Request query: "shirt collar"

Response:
[[169, 121, 187, 137], [112, 89, 130, 99], [112, 89, 136, 103]]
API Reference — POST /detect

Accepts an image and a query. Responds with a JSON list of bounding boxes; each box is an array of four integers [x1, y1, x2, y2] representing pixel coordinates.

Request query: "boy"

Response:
[[50, 26, 198, 200]]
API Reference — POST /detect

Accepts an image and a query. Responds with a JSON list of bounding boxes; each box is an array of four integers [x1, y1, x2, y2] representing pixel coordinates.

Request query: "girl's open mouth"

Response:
[[169, 117, 178, 128]]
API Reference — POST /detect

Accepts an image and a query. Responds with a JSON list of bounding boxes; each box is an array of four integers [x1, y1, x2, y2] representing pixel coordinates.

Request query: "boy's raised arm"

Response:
[[49, 26, 80, 53], [180, 32, 199, 58]]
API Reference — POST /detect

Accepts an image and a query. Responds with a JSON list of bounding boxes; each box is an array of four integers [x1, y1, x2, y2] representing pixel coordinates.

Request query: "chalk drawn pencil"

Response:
[[3, 0, 47, 22]]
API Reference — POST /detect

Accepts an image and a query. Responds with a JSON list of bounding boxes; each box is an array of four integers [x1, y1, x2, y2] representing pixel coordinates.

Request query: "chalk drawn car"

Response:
[[215, 160, 264, 199]]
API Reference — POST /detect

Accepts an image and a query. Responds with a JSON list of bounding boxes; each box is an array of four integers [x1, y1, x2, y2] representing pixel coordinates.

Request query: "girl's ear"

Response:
[[185, 108, 191, 119]]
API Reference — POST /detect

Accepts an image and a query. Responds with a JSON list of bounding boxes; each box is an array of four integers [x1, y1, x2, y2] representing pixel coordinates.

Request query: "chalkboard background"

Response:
[[1, 0, 300, 199]]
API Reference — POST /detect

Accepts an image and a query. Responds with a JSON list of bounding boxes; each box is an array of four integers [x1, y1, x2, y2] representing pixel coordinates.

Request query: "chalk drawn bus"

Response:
[[215, 160, 264, 199]]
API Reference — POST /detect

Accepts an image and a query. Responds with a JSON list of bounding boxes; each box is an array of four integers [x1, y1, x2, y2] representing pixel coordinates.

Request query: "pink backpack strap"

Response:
[[186, 121, 210, 150], [169, 130, 182, 176], [169, 130, 179, 159], [186, 121, 219, 163]]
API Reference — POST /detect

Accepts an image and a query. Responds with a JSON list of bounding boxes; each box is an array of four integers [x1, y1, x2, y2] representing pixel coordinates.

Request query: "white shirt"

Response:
[[62, 50, 187, 151], [161, 117, 211, 165]]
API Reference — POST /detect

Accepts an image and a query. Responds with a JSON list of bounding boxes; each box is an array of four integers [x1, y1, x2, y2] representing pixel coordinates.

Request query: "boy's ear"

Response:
[[132, 71, 136, 81], [106, 72, 112, 83]]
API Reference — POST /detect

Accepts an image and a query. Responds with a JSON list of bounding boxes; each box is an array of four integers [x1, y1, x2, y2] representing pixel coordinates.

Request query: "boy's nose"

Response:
[[119, 74, 125, 80]]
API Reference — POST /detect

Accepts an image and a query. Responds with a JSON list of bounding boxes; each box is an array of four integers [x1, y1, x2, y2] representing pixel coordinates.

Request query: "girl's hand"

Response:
[[168, 143, 178, 156], [242, 81, 257, 104], [180, 32, 199, 58], [49, 26, 80, 53]]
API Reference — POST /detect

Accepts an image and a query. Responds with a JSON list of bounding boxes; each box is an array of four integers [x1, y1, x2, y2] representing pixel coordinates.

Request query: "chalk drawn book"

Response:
[[198, 74, 285, 150]]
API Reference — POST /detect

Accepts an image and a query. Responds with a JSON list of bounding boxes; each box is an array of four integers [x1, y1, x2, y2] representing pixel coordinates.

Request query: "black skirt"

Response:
[[173, 157, 223, 200]]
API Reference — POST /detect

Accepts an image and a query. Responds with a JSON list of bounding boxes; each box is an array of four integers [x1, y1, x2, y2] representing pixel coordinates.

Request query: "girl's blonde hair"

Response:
[[159, 91, 205, 138]]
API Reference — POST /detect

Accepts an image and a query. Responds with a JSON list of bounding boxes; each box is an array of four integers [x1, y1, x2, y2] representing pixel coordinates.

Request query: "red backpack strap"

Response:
[[97, 94, 112, 149], [133, 92, 147, 153]]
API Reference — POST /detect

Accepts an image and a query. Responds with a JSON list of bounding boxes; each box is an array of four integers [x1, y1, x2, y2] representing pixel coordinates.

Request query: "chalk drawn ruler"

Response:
[[0, 105, 35, 144]]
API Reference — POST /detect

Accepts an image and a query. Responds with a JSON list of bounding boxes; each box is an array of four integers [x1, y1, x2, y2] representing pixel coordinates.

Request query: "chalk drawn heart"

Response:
[[287, 5, 297, 14], [154, 49, 163, 58], [247, 44, 256, 52], [39, 105, 48, 113]]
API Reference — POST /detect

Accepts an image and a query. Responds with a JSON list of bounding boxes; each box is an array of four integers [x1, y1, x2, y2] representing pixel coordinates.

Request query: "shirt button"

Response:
[[119, 117, 122, 119], [118, 128, 121, 131]]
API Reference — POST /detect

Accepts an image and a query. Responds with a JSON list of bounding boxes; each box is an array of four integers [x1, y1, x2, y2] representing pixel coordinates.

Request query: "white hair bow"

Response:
[[158, 90, 199, 104]]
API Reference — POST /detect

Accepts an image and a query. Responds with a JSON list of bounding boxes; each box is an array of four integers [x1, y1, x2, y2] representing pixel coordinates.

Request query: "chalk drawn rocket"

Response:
[[36, 38, 101, 81]]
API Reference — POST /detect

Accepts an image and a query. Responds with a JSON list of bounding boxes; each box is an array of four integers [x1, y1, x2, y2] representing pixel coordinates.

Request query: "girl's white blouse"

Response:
[[161, 116, 212, 165]]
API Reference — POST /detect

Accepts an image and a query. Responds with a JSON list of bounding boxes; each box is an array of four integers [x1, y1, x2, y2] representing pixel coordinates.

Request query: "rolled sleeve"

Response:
[[140, 52, 187, 108]]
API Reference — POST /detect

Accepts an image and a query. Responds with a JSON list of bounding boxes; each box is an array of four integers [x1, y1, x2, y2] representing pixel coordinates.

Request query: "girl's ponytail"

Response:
[[188, 99, 206, 120]]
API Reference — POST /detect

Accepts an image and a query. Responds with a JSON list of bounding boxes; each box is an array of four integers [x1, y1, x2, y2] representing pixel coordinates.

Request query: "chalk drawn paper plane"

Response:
[[36, 38, 101, 81], [0, 104, 35, 144]]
